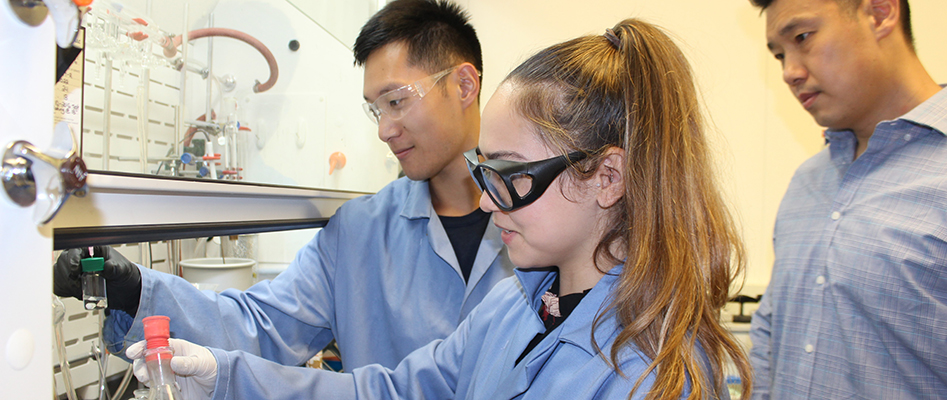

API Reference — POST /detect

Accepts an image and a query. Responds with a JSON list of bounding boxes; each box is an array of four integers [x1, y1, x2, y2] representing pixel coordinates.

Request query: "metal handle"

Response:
[[1, 122, 87, 225]]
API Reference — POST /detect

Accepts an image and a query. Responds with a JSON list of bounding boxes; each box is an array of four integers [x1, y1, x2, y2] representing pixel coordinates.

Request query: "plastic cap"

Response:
[[143, 315, 171, 349], [328, 151, 346, 175], [81, 257, 104, 272]]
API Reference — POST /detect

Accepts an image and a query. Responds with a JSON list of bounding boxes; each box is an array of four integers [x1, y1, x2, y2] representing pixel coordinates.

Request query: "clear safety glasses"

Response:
[[464, 147, 587, 211], [362, 66, 458, 125]]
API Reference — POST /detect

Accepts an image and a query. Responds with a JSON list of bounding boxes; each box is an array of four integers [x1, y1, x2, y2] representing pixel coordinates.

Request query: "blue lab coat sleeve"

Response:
[[209, 347, 357, 399], [207, 297, 475, 400], [105, 227, 340, 367]]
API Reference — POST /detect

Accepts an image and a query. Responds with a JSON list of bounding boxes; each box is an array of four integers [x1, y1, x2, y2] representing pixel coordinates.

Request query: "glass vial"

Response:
[[143, 316, 183, 400], [80, 257, 108, 310]]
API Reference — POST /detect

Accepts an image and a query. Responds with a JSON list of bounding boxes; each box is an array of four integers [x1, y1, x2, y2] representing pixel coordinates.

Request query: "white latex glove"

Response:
[[127, 338, 218, 400]]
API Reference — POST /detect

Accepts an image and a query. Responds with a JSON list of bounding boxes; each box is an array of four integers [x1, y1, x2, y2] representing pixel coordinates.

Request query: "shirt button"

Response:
[[805, 344, 814, 353], [904, 134, 912, 141], [831, 211, 841, 220], [816, 276, 825, 285]]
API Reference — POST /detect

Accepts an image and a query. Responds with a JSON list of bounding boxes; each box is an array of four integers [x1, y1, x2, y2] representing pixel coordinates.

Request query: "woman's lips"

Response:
[[497, 225, 516, 244]]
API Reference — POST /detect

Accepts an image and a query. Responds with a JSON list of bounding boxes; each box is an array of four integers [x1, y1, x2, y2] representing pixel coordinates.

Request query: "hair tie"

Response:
[[604, 28, 621, 49]]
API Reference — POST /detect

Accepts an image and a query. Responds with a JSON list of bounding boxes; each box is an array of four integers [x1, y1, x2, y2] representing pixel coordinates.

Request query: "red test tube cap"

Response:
[[143, 315, 171, 349]]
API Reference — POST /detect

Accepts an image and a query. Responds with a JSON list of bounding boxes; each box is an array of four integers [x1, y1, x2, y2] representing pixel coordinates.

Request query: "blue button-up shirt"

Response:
[[750, 87, 947, 399], [105, 177, 515, 370], [207, 265, 693, 400]]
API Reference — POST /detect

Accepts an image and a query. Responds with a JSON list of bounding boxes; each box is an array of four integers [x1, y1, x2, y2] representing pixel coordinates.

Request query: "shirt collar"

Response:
[[514, 264, 624, 356], [899, 85, 947, 136], [400, 178, 433, 219], [824, 84, 947, 143]]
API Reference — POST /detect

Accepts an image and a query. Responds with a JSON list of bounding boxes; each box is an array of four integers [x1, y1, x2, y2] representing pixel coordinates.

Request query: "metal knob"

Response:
[[1, 122, 87, 225]]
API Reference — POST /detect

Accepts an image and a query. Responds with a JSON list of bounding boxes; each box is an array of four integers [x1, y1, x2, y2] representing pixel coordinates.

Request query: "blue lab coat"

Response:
[[103, 177, 515, 370], [205, 265, 687, 400]]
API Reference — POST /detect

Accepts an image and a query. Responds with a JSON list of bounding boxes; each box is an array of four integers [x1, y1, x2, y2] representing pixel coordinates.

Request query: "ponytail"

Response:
[[503, 19, 752, 400]]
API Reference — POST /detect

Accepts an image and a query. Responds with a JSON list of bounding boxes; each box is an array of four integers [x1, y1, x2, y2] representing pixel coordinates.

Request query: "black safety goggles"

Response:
[[464, 147, 587, 211]]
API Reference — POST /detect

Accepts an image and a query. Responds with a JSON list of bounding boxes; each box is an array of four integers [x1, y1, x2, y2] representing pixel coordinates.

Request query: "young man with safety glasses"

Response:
[[52, 0, 515, 379]]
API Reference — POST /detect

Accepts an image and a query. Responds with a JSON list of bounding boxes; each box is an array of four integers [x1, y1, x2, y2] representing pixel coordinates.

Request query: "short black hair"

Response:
[[353, 0, 483, 78], [749, 0, 914, 50]]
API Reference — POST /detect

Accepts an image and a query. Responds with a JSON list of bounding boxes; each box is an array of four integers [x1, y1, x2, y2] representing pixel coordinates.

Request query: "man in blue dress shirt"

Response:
[[54, 0, 514, 372], [747, 0, 946, 398]]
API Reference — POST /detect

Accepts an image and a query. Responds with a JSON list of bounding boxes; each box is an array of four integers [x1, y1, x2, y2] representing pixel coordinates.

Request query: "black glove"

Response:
[[53, 245, 142, 317]]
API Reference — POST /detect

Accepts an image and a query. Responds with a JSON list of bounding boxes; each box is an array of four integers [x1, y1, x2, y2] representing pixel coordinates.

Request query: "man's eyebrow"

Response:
[[766, 18, 807, 51], [778, 19, 803, 38], [364, 83, 409, 102]]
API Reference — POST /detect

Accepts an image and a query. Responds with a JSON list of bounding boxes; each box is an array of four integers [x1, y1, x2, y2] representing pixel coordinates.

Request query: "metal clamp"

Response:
[[1, 123, 87, 225]]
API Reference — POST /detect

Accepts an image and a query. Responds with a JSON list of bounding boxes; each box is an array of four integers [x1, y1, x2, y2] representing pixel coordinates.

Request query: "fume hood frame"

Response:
[[52, 171, 367, 249]]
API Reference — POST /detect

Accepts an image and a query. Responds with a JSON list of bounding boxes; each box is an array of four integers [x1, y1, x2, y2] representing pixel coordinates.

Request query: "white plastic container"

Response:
[[180, 257, 256, 291]]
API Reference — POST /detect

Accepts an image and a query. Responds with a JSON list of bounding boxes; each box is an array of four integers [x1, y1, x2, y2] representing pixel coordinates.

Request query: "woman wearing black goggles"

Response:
[[463, 18, 752, 400]]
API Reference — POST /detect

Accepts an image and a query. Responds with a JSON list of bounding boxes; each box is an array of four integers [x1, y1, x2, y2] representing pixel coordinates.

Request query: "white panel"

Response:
[[0, 4, 56, 399]]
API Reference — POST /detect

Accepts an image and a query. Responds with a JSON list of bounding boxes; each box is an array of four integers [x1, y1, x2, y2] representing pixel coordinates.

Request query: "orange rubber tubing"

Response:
[[162, 28, 279, 93]]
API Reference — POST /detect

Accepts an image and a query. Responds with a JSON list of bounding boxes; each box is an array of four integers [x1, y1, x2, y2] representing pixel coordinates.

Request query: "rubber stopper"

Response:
[[143, 315, 171, 349]]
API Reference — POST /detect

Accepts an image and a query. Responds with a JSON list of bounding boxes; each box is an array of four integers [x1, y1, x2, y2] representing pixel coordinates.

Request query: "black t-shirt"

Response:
[[439, 209, 492, 282]]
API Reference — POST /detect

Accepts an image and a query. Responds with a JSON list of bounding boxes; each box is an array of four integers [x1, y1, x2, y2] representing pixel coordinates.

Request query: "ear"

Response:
[[455, 63, 481, 110], [594, 147, 625, 209], [867, 0, 899, 41]]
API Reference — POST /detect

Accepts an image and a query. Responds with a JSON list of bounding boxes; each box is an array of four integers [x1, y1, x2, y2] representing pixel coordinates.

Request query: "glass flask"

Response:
[[143, 315, 184, 400]]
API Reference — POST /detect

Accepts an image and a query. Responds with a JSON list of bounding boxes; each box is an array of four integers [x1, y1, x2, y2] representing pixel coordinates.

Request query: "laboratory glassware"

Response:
[[143, 315, 184, 400], [80, 257, 107, 310]]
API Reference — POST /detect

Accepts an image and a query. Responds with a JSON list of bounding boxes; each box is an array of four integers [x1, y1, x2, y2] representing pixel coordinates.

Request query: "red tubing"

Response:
[[162, 28, 279, 93]]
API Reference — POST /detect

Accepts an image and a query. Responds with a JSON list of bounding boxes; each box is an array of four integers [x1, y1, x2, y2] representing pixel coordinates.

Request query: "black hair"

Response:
[[748, 0, 914, 50], [353, 0, 483, 78]]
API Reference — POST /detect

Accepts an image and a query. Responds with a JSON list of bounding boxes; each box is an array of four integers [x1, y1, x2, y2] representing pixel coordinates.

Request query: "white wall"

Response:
[[463, 0, 947, 294]]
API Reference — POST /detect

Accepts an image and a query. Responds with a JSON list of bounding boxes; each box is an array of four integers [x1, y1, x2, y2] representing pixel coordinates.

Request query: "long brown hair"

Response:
[[503, 18, 752, 399]]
